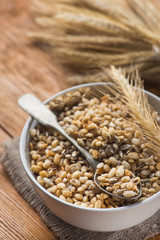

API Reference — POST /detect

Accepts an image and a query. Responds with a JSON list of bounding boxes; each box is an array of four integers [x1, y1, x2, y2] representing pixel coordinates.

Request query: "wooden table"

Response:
[[0, 0, 159, 239]]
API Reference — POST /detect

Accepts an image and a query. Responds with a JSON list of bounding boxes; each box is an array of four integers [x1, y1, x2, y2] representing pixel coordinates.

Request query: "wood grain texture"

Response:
[[0, 0, 159, 239], [0, 0, 65, 138], [0, 164, 56, 240], [0, 0, 61, 238]]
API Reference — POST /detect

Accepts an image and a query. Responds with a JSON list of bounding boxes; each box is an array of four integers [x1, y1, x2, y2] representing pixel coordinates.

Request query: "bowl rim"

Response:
[[20, 82, 160, 212]]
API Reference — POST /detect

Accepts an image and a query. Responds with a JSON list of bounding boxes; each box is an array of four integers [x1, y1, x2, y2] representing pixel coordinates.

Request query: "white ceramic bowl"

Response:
[[20, 83, 160, 232]]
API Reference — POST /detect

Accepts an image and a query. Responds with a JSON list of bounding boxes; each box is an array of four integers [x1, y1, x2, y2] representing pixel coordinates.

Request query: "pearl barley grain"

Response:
[[29, 89, 160, 208]]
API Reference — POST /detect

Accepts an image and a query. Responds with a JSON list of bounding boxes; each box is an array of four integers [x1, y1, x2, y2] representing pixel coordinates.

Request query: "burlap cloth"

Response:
[[0, 138, 160, 240]]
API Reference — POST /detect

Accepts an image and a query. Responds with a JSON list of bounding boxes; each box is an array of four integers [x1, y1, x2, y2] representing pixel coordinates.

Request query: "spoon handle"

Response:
[[18, 94, 98, 170]]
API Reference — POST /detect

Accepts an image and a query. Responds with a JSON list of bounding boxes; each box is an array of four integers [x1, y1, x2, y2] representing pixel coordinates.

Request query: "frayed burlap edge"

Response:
[[0, 138, 160, 240]]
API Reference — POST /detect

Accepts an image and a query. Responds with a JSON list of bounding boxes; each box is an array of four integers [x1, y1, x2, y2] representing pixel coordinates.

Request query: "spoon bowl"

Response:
[[94, 172, 142, 201]]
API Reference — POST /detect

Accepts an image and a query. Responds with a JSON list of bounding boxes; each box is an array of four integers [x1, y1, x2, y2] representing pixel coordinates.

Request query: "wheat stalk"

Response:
[[30, 0, 160, 89], [100, 66, 160, 154]]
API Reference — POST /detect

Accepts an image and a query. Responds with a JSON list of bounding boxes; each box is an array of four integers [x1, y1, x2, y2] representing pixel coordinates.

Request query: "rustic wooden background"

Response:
[[0, 0, 159, 239]]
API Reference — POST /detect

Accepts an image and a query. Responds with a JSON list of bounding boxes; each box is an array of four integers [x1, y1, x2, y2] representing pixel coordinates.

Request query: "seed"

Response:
[[79, 129, 88, 136], [120, 144, 132, 151], [131, 138, 140, 145], [46, 150, 55, 157], [77, 138, 85, 147], [65, 154, 71, 159], [156, 163, 160, 171], [124, 169, 132, 177], [134, 130, 141, 138], [142, 187, 149, 193], [116, 165, 124, 178], [43, 177, 53, 186], [31, 165, 42, 173], [76, 120, 82, 128], [108, 168, 116, 178], [108, 127, 115, 135], [122, 161, 131, 170], [95, 200, 102, 208], [127, 182, 134, 190], [141, 169, 151, 176], [113, 143, 119, 150], [37, 142, 48, 149], [62, 189, 72, 197], [54, 153, 61, 165], [55, 177, 62, 184], [37, 176, 43, 185], [67, 197, 73, 204], [32, 154, 41, 160], [83, 196, 88, 203], [87, 122, 97, 130], [115, 118, 124, 126], [92, 150, 99, 159], [72, 171, 82, 179], [149, 188, 156, 194], [125, 132, 132, 140], [30, 129, 37, 137], [127, 152, 139, 160], [150, 177, 158, 183], [81, 166, 87, 173], [52, 146, 63, 153], [121, 176, 130, 183], [96, 141, 102, 147], [108, 157, 118, 166], [59, 195, 66, 201], [39, 170, 48, 178], [92, 116, 101, 123], [105, 145, 114, 156], [99, 193, 109, 200], [37, 161, 43, 167], [123, 190, 136, 198], [81, 203, 88, 207], [156, 171, 160, 178], [109, 177, 118, 184], [51, 140, 59, 148], [74, 110, 82, 119], [86, 133, 93, 138], [74, 193, 83, 201], [116, 189, 125, 196], [74, 201, 81, 206], [79, 176, 88, 183], [97, 162, 104, 169], [91, 197, 97, 204], [106, 187, 113, 192], [72, 151, 78, 157], [102, 130, 109, 139], [59, 171, 66, 179], [152, 182, 160, 191], [77, 185, 86, 192], [57, 182, 66, 189], [70, 179, 81, 187], [43, 159, 52, 168], [104, 164, 111, 173], [132, 177, 140, 184], [84, 172, 93, 178]]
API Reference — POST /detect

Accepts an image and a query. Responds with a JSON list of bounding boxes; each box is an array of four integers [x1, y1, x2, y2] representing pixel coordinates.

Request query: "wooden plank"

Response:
[[0, 128, 11, 151], [0, 0, 66, 137], [0, 164, 57, 240], [0, 0, 61, 238], [148, 237, 160, 240]]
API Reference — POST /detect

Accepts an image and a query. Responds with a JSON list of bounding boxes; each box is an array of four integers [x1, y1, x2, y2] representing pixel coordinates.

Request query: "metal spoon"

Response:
[[18, 94, 142, 201]]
